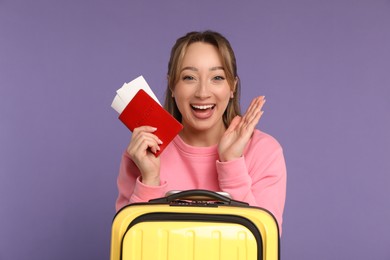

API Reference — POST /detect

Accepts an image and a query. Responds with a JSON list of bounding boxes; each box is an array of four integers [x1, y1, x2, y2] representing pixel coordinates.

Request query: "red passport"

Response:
[[118, 89, 183, 157]]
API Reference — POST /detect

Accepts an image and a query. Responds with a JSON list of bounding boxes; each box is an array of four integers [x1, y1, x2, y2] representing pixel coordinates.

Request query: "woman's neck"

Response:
[[179, 123, 226, 147]]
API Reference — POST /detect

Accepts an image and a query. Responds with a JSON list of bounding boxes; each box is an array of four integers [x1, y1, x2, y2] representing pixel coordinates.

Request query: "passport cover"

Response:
[[118, 89, 183, 157]]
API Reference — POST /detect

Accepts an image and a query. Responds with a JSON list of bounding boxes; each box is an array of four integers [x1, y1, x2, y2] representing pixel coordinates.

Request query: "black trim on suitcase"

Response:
[[120, 212, 263, 260]]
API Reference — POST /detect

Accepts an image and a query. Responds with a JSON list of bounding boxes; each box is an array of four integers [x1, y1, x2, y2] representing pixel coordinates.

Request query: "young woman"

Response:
[[115, 31, 287, 233]]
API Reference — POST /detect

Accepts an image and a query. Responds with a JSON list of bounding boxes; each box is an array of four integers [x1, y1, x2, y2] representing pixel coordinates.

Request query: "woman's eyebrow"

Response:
[[181, 66, 224, 72], [209, 66, 224, 71], [181, 66, 198, 72]]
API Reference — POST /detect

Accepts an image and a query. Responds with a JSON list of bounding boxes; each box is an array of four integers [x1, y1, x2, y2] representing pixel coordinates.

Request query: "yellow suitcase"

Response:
[[110, 190, 279, 260]]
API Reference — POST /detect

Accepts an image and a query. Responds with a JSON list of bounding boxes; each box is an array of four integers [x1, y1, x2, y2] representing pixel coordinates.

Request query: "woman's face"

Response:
[[172, 42, 234, 136]]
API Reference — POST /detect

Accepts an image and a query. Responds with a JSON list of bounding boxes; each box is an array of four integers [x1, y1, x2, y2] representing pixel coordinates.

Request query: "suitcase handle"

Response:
[[149, 189, 249, 206]]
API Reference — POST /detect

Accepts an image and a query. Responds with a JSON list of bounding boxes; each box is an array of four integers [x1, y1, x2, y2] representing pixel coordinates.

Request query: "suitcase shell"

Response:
[[110, 190, 280, 260]]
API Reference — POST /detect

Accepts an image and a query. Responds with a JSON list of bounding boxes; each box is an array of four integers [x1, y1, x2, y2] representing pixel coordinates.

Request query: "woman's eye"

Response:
[[182, 75, 195, 81], [213, 76, 225, 81]]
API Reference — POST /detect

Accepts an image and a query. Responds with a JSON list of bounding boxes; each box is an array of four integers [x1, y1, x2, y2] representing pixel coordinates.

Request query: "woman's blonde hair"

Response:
[[164, 30, 241, 128]]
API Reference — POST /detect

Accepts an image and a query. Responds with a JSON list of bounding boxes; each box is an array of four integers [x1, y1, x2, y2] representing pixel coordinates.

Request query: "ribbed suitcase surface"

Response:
[[123, 221, 257, 260], [111, 190, 279, 260]]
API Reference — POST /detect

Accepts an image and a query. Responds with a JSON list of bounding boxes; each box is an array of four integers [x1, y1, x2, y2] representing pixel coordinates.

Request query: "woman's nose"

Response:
[[195, 80, 211, 99]]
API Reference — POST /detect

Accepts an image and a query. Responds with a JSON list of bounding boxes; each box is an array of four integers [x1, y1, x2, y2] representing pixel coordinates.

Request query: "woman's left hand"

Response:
[[218, 96, 266, 162]]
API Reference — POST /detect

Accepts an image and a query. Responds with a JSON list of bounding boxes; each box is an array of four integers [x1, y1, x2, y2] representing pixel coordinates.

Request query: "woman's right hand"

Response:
[[126, 126, 162, 186]]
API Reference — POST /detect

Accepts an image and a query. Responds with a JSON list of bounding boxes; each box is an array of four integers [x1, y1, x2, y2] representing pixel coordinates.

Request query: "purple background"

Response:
[[1, 0, 389, 259]]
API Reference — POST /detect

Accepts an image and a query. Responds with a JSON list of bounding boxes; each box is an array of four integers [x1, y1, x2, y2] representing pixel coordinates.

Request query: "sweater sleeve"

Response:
[[216, 132, 287, 234], [115, 152, 167, 212]]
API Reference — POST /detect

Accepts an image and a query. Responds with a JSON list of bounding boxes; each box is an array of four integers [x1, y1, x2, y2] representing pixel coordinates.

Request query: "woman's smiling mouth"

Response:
[[191, 104, 215, 110], [190, 104, 216, 119]]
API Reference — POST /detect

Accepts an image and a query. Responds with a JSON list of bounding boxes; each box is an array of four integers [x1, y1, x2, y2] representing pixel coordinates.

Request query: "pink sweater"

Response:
[[116, 129, 287, 233]]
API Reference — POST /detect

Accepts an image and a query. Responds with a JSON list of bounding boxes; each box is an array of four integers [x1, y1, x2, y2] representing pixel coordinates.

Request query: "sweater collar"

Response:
[[172, 135, 219, 157]]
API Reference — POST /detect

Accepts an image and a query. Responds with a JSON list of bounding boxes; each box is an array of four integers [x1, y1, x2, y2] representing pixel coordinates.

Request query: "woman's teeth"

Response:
[[192, 104, 214, 110]]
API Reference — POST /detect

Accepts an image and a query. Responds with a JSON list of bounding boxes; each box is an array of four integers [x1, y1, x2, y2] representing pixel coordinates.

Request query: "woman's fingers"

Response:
[[130, 135, 159, 154], [133, 126, 163, 145], [225, 115, 241, 133], [240, 96, 265, 130], [130, 135, 160, 154], [247, 96, 265, 119], [127, 126, 163, 157]]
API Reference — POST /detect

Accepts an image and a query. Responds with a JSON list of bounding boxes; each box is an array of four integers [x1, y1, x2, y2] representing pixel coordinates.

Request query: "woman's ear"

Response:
[[170, 87, 175, 98], [231, 77, 238, 98]]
